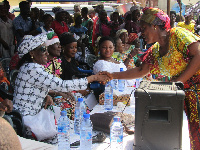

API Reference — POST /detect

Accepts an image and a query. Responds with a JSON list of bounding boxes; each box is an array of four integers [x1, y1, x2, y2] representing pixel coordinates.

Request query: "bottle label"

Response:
[[86, 132, 92, 141], [80, 131, 92, 141], [117, 135, 123, 144]]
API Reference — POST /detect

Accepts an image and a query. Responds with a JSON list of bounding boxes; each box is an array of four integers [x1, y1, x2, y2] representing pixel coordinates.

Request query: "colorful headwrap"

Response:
[[128, 33, 138, 44], [140, 7, 170, 31], [18, 34, 47, 56], [116, 29, 128, 38], [45, 35, 59, 46]]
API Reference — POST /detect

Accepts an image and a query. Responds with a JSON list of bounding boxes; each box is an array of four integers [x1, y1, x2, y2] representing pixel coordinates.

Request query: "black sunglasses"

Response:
[[40, 46, 48, 53]]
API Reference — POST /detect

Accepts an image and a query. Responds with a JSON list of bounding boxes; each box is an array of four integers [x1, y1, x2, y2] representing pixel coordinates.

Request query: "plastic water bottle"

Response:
[[74, 98, 86, 135], [57, 111, 70, 150], [80, 114, 93, 150], [104, 81, 113, 110], [111, 79, 118, 90], [110, 116, 123, 150], [118, 68, 125, 92]]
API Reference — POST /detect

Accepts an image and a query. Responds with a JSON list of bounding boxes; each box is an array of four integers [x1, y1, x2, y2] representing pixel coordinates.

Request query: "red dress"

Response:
[[51, 20, 69, 36]]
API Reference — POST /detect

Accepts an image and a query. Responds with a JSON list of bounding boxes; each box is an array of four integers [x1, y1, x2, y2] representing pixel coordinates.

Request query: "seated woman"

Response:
[[112, 37, 140, 69], [59, 32, 80, 80], [13, 34, 109, 144], [93, 36, 135, 87], [116, 29, 134, 54], [44, 33, 77, 119], [93, 36, 127, 73]]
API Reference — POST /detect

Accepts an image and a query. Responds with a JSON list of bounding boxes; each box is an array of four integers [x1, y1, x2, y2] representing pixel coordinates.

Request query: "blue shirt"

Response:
[[70, 26, 88, 36], [13, 15, 32, 47]]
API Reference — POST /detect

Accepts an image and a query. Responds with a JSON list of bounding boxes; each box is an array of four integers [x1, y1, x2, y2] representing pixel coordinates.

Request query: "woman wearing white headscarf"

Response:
[[13, 34, 109, 144]]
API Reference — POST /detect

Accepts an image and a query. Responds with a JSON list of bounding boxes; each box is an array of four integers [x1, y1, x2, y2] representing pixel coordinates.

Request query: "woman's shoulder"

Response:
[[170, 27, 200, 40], [19, 63, 44, 72]]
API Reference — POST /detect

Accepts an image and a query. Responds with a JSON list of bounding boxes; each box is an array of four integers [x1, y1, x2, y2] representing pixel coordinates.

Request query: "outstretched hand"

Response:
[[99, 71, 113, 79], [98, 71, 113, 84]]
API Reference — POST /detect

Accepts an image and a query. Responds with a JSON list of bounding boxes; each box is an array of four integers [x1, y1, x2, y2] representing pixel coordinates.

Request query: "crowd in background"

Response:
[[1, 0, 200, 149]]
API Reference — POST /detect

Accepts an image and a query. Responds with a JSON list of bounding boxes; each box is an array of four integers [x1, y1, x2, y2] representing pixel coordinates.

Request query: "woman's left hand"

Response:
[[44, 95, 54, 109]]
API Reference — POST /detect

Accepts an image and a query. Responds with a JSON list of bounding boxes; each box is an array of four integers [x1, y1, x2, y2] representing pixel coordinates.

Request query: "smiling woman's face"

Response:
[[99, 40, 115, 59], [30, 44, 49, 65], [119, 32, 128, 44]]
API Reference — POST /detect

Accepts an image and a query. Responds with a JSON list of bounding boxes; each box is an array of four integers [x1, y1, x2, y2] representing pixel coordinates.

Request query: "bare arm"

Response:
[[112, 62, 150, 80], [173, 42, 200, 83], [87, 74, 110, 84]]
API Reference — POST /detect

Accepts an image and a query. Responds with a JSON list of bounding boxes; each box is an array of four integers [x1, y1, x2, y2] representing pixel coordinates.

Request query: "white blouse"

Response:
[[93, 60, 127, 74], [93, 60, 135, 87], [13, 63, 88, 116]]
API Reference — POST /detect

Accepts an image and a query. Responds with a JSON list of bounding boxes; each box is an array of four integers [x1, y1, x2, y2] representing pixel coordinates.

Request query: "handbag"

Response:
[[23, 106, 60, 141], [90, 111, 135, 134]]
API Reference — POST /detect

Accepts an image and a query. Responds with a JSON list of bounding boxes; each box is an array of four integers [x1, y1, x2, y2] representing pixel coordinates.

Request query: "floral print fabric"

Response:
[[140, 27, 200, 150], [141, 27, 200, 80], [43, 58, 62, 78]]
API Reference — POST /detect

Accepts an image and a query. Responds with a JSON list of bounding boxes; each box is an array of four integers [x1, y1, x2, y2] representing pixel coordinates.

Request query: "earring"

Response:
[[31, 56, 33, 59], [154, 27, 156, 30]]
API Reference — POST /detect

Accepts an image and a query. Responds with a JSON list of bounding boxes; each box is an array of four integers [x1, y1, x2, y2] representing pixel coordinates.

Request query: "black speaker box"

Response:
[[133, 81, 185, 150]]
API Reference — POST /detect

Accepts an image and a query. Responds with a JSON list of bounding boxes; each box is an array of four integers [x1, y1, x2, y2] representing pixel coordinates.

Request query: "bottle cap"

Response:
[[61, 110, 67, 116], [113, 116, 120, 122], [120, 68, 123, 72], [83, 113, 90, 119], [78, 98, 83, 102]]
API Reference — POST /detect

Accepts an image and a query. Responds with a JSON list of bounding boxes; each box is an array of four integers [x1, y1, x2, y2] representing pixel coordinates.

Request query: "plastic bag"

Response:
[[23, 107, 58, 141]]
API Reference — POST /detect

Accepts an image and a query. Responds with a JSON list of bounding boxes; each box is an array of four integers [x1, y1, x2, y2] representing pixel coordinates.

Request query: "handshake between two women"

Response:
[[86, 71, 113, 85]]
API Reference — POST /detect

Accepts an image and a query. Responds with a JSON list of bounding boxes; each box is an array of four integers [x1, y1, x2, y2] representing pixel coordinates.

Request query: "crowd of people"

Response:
[[0, 0, 200, 149]]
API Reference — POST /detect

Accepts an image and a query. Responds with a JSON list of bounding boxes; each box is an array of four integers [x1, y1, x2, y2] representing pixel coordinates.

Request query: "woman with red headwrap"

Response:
[[104, 7, 200, 150]]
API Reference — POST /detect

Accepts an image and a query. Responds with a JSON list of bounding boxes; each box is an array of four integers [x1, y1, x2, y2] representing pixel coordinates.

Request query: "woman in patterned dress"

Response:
[[44, 34, 77, 120], [112, 29, 140, 69], [105, 7, 200, 150], [13, 34, 109, 144]]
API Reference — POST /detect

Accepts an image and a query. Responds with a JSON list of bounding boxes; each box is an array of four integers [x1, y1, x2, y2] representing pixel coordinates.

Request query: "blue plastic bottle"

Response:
[[57, 110, 70, 150], [74, 98, 86, 135], [80, 114, 93, 150], [118, 68, 125, 92], [104, 81, 113, 110], [110, 116, 123, 150]]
